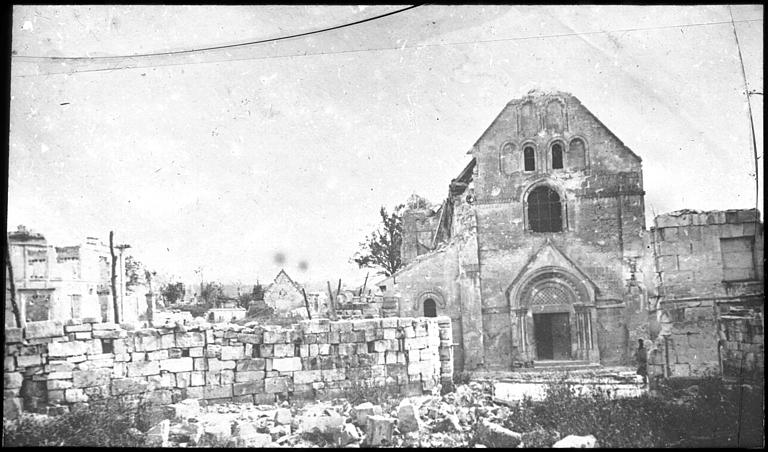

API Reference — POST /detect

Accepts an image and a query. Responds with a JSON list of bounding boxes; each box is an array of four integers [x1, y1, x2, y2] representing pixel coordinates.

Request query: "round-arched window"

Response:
[[523, 146, 536, 171], [551, 143, 564, 169], [528, 186, 563, 232]]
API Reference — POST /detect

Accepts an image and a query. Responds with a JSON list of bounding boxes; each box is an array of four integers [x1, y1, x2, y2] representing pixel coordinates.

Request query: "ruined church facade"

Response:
[[379, 90, 762, 374]]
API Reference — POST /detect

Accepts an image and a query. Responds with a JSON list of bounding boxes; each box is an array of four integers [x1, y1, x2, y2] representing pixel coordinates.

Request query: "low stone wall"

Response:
[[3, 316, 454, 419]]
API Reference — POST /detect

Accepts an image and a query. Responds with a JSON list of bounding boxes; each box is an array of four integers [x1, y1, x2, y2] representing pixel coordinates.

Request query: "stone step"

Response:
[[532, 360, 598, 369]]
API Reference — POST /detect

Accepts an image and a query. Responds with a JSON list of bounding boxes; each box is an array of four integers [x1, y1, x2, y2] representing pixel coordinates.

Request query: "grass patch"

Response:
[[2, 399, 148, 447], [495, 377, 764, 448]]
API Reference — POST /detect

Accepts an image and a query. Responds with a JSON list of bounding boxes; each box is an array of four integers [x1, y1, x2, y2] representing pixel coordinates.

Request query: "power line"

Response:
[[12, 17, 763, 78], [14, 5, 423, 60], [728, 7, 761, 226]]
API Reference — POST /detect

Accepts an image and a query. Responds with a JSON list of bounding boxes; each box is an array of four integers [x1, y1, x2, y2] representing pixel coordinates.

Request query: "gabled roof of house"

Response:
[[265, 269, 304, 294]]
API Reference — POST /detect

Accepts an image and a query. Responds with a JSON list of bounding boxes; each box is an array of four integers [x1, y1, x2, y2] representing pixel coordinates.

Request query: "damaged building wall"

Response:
[[6, 228, 113, 326], [647, 209, 764, 380], [3, 316, 454, 420]]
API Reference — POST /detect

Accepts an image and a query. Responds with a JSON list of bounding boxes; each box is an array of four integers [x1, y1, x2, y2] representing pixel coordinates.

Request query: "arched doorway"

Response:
[[423, 298, 437, 317], [529, 281, 575, 359], [508, 267, 597, 363]]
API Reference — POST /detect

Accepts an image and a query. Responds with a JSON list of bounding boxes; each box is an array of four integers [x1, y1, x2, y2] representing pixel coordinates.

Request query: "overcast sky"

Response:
[[8, 5, 763, 288]]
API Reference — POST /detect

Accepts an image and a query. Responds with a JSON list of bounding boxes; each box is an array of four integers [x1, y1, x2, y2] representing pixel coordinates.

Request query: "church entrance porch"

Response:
[[508, 264, 601, 366], [533, 312, 571, 360]]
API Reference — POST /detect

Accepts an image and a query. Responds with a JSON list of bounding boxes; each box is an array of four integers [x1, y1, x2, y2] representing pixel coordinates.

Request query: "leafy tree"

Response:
[[236, 284, 265, 309], [405, 193, 432, 210], [160, 282, 185, 305], [353, 204, 404, 277], [253, 282, 264, 301], [200, 281, 224, 307], [124, 255, 145, 290]]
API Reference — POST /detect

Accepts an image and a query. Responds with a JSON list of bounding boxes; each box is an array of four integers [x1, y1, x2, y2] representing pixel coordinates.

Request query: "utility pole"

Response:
[[5, 246, 22, 328], [109, 231, 120, 324], [728, 6, 761, 232], [116, 244, 131, 323]]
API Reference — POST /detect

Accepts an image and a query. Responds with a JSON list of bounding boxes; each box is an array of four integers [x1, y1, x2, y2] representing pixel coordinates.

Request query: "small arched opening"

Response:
[[551, 142, 564, 170], [423, 298, 437, 317]]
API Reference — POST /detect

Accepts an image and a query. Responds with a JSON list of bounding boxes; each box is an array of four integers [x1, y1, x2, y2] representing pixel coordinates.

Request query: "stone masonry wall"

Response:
[[647, 209, 764, 381], [715, 300, 763, 381], [3, 316, 454, 420]]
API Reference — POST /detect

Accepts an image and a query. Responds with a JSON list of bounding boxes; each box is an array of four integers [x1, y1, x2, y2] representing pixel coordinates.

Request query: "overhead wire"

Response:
[[12, 16, 763, 78], [728, 7, 761, 226], [13, 5, 424, 60]]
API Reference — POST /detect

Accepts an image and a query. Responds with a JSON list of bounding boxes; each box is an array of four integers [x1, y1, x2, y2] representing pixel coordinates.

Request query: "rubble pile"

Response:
[[131, 381, 590, 448]]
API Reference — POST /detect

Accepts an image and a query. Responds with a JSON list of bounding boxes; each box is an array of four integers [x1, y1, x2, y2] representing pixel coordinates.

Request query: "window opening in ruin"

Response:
[[101, 339, 114, 354], [423, 298, 437, 317], [528, 186, 563, 232], [551, 143, 564, 169], [367, 341, 376, 353], [720, 236, 757, 281], [524, 146, 536, 171]]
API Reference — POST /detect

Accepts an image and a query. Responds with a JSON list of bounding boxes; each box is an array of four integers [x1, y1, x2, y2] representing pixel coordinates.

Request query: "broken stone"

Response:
[[274, 407, 292, 425], [170, 421, 204, 445], [170, 399, 200, 420], [339, 422, 361, 446], [203, 419, 232, 443], [434, 414, 462, 433], [297, 405, 345, 435], [353, 402, 382, 427], [397, 399, 422, 433], [145, 419, 170, 447], [364, 415, 395, 446], [269, 423, 291, 439], [552, 434, 597, 448], [232, 422, 272, 447], [476, 420, 522, 448]]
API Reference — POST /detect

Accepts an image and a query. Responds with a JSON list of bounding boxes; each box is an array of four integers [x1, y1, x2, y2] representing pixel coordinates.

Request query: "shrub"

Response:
[[493, 377, 764, 448], [2, 401, 147, 447], [453, 370, 472, 386], [343, 376, 397, 408]]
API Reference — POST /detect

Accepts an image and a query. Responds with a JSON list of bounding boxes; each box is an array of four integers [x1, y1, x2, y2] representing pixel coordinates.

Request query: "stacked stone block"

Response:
[[3, 316, 453, 419], [717, 302, 764, 381]]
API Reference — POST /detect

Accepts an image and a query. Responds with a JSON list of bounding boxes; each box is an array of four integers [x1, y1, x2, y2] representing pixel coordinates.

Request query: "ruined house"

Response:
[[263, 269, 307, 316], [378, 90, 764, 378], [5, 226, 140, 325]]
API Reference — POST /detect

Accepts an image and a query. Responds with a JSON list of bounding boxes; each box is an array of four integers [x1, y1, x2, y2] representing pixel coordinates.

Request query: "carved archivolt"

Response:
[[508, 267, 592, 310]]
